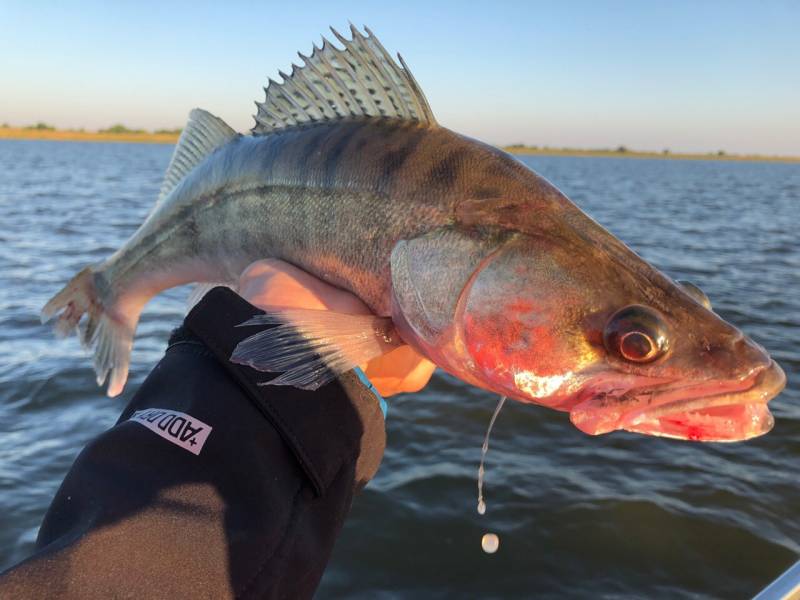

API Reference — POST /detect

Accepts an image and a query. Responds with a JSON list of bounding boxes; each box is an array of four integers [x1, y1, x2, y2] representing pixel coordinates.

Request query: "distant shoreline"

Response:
[[502, 145, 800, 164], [1, 127, 798, 164], [0, 127, 179, 145]]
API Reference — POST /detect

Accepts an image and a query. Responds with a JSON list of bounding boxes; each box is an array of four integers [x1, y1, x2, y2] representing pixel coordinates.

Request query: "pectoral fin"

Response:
[[230, 308, 401, 390]]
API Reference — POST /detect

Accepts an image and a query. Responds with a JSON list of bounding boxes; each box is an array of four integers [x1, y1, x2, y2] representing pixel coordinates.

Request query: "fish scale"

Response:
[[40, 26, 784, 444]]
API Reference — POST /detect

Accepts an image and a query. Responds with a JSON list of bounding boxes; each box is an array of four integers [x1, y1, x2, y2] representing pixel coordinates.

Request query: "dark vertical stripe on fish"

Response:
[[298, 124, 335, 173], [380, 126, 426, 188], [323, 122, 365, 187], [421, 148, 470, 193]]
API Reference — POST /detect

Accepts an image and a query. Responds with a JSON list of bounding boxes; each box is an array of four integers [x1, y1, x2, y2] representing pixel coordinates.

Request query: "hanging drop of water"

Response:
[[477, 395, 506, 515], [481, 533, 500, 554]]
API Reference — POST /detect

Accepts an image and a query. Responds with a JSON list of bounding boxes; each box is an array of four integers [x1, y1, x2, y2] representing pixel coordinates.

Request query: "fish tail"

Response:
[[41, 266, 136, 397]]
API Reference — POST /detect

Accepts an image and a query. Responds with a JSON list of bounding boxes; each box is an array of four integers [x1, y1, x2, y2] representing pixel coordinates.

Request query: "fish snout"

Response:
[[699, 331, 773, 383], [751, 359, 786, 402], [730, 334, 774, 382]]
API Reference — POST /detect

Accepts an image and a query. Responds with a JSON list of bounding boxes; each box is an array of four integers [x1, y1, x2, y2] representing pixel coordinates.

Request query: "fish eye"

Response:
[[677, 280, 712, 310], [603, 305, 669, 363]]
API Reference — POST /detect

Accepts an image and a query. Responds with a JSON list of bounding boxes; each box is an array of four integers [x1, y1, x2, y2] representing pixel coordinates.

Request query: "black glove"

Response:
[[0, 287, 386, 599]]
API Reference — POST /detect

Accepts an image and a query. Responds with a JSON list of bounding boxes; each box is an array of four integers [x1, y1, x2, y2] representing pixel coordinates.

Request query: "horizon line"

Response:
[[1, 123, 799, 163]]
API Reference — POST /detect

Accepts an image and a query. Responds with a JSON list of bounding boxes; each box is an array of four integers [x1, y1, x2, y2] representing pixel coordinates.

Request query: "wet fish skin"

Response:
[[48, 115, 785, 441], [99, 118, 560, 318], [47, 113, 569, 398], [42, 26, 785, 442]]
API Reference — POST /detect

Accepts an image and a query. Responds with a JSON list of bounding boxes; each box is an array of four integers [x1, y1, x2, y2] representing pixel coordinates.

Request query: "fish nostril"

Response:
[[732, 335, 772, 377], [701, 334, 771, 380]]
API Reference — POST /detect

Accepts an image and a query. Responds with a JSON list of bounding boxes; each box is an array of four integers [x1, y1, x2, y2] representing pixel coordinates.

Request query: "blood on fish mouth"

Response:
[[570, 361, 786, 442]]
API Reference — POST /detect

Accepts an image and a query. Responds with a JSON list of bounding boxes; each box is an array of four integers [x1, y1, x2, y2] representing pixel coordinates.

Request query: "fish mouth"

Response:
[[570, 361, 786, 442]]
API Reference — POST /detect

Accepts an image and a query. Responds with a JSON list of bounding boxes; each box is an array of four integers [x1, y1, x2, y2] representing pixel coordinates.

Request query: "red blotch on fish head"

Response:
[[464, 310, 565, 388]]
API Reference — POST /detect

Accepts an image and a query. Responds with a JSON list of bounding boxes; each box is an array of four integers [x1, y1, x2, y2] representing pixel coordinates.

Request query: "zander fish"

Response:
[[42, 26, 785, 441]]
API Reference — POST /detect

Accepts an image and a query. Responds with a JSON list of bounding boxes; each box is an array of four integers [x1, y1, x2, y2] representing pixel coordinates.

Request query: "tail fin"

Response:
[[41, 267, 136, 397]]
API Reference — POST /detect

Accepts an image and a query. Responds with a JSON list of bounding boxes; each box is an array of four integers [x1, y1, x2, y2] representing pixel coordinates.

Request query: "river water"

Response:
[[0, 139, 797, 598]]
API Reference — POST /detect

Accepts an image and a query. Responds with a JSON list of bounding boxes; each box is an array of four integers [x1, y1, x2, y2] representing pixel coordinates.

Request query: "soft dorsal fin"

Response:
[[158, 108, 238, 202], [252, 24, 436, 135]]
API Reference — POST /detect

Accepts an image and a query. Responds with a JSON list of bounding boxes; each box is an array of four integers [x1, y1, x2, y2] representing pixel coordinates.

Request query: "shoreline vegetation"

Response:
[[503, 144, 800, 164], [1, 122, 798, 163], [0, 123, 182, 144]]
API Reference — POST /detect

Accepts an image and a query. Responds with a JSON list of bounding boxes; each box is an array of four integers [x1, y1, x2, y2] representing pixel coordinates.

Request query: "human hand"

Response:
[[238, 259, 437, 397]]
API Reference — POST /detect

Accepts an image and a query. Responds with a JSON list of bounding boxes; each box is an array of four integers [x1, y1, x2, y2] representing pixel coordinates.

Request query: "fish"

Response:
[[41, 25, 785, 442]]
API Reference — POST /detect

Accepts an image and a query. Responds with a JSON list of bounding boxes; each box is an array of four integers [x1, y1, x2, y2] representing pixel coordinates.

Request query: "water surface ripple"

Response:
[[0, 140, 797, 599]]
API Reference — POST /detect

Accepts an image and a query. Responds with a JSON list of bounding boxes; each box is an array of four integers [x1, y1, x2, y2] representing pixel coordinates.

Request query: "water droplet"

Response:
[[481, 533, 500, 554], [477, 396, 506, 515]]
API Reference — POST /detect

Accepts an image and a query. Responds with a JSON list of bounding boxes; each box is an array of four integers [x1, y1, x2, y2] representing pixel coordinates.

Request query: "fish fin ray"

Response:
[[41, 267, 137, 397], [157, 109, 238, 204], [252, 25, 436, 135], [231, 308, 401, 390]]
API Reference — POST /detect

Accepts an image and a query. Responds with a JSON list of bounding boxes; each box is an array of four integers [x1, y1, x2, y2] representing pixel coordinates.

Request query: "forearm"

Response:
[[0, 288, 386, 599]]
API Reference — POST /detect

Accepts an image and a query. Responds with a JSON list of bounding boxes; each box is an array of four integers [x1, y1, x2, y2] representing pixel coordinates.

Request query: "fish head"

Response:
[[455, 232, 785, 442]]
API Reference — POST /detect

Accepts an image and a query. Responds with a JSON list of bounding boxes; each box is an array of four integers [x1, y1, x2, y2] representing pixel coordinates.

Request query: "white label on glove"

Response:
[[130, 408, 212, 456]]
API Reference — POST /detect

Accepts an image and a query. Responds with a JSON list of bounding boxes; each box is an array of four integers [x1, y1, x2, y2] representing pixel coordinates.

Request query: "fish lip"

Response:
[[620, 360, 785, 429], [570, 361, 786, 441]]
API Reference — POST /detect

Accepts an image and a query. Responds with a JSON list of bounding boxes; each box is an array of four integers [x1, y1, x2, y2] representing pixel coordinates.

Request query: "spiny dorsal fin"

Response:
[[252, 25, 436, 135], [158, 109, 238, 202]]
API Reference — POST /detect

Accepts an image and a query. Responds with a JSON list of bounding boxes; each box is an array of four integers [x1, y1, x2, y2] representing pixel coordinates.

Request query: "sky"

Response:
[[2, 1, 799, 155]]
